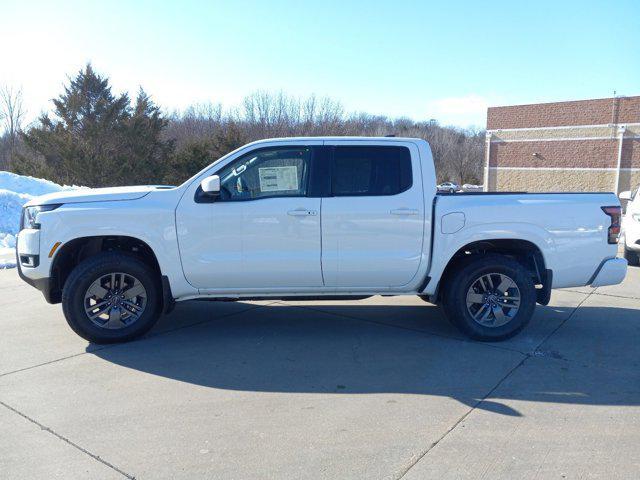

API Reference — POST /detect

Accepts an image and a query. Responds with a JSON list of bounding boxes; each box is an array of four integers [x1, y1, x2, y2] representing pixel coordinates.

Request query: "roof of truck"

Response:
[[246, 136, 425, 144]]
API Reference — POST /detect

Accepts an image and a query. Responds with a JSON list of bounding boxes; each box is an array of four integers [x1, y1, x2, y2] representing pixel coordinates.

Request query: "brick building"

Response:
[[484, 96, 640, 193]]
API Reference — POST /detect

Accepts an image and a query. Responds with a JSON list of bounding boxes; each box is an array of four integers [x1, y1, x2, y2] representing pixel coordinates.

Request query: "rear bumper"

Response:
[[590, 257, 628, 287]]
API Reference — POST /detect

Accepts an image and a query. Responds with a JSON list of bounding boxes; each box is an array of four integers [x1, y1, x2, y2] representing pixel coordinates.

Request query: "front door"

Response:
[[176, 145, 323, 290]]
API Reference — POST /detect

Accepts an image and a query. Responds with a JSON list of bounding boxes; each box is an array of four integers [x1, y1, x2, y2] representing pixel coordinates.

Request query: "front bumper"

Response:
[[15, 231, 57, 303], [16, 250, 55, 302], [623, 233, 640, 252], [622, 215, 640, 251], [590, 257, 628, 287]]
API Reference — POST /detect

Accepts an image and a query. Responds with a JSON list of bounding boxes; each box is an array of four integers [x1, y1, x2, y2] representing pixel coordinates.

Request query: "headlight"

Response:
[[21, 204, 61, 230]]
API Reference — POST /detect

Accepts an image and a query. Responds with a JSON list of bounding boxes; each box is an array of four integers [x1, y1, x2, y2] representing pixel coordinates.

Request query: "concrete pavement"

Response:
[[0, 267, 639, 479]]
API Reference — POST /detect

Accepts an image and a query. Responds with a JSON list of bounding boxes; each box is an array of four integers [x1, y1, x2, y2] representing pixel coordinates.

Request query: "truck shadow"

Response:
[[91, 301, 640, 417]]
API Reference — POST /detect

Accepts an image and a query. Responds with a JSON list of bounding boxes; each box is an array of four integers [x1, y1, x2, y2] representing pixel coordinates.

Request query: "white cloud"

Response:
[[424, 94, 498, 129]]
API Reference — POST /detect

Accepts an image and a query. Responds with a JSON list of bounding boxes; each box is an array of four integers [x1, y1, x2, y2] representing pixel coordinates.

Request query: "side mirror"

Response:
[[200, 175, 221, 196], [619, 190, 632, 201]]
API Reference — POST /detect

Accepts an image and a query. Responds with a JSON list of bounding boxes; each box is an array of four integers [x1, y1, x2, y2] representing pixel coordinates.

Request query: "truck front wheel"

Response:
[[62, 252, 162, 344], [441, 255, 536, 341]]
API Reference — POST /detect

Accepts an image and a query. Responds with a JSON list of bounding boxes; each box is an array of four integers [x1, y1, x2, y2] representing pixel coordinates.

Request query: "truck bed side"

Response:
[[425, 192, 620, 295]]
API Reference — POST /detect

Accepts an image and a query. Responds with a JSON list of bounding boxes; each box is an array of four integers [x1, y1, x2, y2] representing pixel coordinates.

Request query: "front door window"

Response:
[[217, 147, 311, 201]]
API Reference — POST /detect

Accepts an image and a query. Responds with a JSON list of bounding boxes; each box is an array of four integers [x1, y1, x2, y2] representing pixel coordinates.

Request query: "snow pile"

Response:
[[0, 171, 80, 269], [0, 190, 31, 239], [0, 171, 79, 198], [0, 188, 31, 267], [0, 234, 17, 268]]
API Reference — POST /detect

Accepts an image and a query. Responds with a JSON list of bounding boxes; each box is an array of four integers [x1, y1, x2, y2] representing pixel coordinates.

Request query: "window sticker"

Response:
[[258, 165, 299, 192]]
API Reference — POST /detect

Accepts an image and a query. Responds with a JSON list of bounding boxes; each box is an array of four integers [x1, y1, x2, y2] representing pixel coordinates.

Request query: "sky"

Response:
[[1, 0, 639, 129]]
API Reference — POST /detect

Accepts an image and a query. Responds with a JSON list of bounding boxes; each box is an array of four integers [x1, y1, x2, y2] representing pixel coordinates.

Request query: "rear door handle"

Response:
[[288, 209, 317, 216], [390, 208, 419, 215]]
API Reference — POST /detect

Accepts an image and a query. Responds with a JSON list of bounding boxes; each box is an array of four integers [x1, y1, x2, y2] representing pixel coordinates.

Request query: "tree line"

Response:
[[0, 65, 484, 187]]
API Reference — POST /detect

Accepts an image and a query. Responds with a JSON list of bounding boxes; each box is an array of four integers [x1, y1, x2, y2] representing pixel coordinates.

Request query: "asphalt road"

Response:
[[1, 267, 639, 479]]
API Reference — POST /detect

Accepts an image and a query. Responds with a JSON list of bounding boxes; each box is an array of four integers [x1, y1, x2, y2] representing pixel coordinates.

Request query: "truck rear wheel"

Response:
[[441, 255, 536, 341], [62, 252, 162, 344]]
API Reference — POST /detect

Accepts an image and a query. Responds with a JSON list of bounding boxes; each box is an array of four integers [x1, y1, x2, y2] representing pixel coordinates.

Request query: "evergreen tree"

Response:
[[121, 88, 174, 184], [17, 64, 173, 187], [164, 120, 247, 184]]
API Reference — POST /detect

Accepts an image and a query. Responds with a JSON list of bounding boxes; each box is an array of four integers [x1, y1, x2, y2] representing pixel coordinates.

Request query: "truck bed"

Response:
[[427, 191, 621, 293]]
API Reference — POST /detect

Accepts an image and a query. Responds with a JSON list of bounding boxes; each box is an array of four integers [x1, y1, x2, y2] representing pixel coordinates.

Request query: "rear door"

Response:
[[321, 141, 425, 287]]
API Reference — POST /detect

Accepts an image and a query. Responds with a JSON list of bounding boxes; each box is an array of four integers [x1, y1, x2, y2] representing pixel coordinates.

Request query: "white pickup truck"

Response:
[[16, 137, 627, 343]]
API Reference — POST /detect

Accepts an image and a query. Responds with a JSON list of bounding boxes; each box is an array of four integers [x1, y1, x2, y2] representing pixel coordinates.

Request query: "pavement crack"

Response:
[[0, 301, 278, 379], [394, 354, 529, 480], [585, 291, 638, 301], [394, 289, 596, 479], [533, 288, 595, 355], [0, 349, 110, 379], [0, 400, 135, 479]]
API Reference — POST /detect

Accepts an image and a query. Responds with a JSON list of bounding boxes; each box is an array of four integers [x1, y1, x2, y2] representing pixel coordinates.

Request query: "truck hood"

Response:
[[24, 186, 168, 207]]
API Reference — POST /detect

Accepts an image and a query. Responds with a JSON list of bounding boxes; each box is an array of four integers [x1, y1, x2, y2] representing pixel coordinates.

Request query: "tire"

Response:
[[449, 188, 455, 194], [441, 254, 536, 341], [62, 252, 162, 343], [624, 247, 640, 267]]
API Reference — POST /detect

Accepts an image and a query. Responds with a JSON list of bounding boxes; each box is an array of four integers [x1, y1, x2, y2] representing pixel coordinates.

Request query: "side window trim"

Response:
[[194, 145, 315, 203], [308, 146, 332, 198]]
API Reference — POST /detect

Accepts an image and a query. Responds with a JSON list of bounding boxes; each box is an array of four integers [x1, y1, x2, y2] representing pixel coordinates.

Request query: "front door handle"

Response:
[[287, 209, 317, 216], [390, 208, 419, 215]]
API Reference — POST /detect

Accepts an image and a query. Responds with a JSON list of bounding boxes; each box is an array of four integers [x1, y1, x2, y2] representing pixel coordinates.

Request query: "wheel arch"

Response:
[[48, 235, 163, 305], [434, 238, 552, 305]]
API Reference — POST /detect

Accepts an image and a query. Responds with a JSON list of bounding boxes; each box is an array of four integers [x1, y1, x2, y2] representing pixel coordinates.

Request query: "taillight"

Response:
[[601, 206, 622, 244]]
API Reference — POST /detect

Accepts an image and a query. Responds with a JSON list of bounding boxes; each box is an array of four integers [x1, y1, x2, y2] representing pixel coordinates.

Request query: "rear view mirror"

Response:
[[201, 175, 221, 196], [619, 190, 632, 201]]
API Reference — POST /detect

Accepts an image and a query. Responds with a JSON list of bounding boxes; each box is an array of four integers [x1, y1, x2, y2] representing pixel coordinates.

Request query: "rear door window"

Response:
[[331, 146, 412, 196]]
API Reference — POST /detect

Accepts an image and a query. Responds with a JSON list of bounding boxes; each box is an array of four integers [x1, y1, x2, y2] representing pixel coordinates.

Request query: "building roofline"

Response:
[[487, 94, 640, 111]]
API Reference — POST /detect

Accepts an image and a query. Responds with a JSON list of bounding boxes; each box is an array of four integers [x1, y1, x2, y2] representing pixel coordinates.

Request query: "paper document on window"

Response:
[[258, 166, 299, 192]]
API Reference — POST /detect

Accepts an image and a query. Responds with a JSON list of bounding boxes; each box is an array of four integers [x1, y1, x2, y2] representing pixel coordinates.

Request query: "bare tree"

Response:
[[442, 130, 483, 185], [0, 85, 26, 154], [14, 79, 484, 186], [0, 86, 27, 169]]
